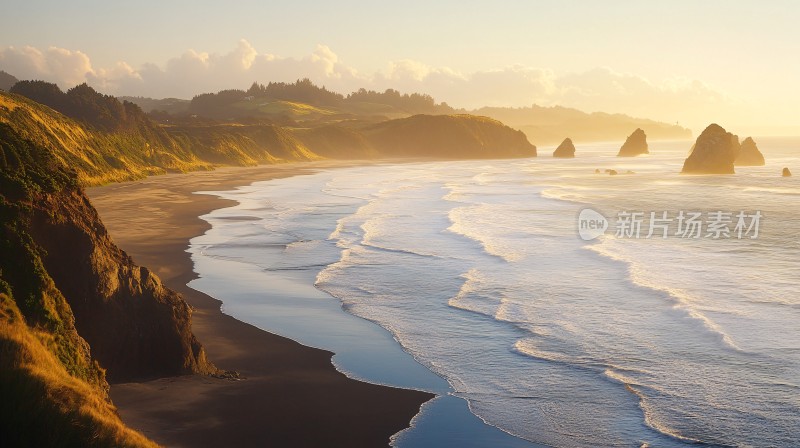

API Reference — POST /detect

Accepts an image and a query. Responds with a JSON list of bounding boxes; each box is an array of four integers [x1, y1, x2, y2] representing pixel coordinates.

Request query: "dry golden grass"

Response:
[[1, 295, 158, 447], [0, 92, 214, 186]]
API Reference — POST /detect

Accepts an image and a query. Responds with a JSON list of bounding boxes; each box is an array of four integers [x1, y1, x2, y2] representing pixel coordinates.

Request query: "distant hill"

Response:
[[122, 79, 454, 125], [12, 76, 690, 146], [126, 80, 690, 145], [364, 114, 536, 158], [473, 105, 692, 145], [294, 114, 538, 160], [0, 70, 17, 91], [5, 85, 538, 187], [292, 125, 378, 159]]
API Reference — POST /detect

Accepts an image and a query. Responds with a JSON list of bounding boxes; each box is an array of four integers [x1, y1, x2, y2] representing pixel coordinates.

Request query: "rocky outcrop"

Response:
[[553, 138, 576, 158], [783, 167, 792, 177], [617, 128, 649, 157], [735, 137, 765, 166], [364, 114, 537, 159], [0, 103, 216, 383], [28, 189, 215, 382], [682, 124, 740, 174]]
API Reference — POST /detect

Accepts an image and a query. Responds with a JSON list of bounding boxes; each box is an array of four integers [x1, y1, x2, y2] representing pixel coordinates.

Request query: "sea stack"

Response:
[[617, 128, 649, 157], [783, 167, 792, 177], [681, 124, 740, 174], [735, 137, 766, 166], [553, 138, 576, 158]]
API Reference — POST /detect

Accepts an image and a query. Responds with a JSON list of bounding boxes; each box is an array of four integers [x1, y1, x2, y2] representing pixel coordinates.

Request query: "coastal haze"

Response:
[[1, 2, 798, 448]]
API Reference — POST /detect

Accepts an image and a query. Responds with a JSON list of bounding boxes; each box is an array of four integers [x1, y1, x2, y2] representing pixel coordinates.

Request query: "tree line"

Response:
[[187, 78, 453, 117], [10, 81, 149, 132]]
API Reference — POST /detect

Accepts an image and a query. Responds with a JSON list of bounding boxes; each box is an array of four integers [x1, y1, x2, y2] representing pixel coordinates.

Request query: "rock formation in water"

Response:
[[553, 138, 576, 158], [735, 137, 766, 166], [681, 124, 740, 174], [617, 128, 649, 157], [783, 167, 792, 177]]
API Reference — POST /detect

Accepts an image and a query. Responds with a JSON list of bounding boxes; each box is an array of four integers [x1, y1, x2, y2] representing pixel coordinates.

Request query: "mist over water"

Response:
[[192, 139, 799, 447]]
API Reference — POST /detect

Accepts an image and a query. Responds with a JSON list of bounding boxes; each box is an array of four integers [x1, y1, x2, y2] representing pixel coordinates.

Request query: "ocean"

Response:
[[188, 138, 799, 447]]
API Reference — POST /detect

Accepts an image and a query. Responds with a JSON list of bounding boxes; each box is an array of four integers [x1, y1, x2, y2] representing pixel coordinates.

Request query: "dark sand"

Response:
[[87, 162, 434, 448]]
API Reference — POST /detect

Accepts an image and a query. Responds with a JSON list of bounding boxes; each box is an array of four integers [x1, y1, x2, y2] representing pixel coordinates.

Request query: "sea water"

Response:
[[189, 139, 799, 447]]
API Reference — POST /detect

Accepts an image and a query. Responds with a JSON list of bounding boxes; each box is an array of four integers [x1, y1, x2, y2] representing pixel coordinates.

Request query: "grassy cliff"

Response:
[[0, 88, 324, 186], [0, 91, 211, 186], [0, 91, 215, 446]]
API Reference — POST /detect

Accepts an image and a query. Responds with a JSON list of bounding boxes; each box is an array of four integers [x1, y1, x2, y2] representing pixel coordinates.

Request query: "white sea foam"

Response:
[[191, 143, 800, 447], [587, 238, 743, 352]]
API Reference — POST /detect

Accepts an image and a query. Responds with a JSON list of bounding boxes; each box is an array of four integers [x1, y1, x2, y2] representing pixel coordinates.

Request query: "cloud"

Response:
[[0, 40, 745, 129], [0, 45, 95, 86], [554, 67, 732, 124]]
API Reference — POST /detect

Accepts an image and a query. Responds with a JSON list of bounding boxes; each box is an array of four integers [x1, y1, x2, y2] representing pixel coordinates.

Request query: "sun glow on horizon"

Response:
[[1, 0, 799, 136]]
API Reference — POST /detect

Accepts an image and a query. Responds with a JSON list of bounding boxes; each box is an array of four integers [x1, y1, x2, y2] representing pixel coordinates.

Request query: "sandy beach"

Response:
[[87, 161, 434, 448]]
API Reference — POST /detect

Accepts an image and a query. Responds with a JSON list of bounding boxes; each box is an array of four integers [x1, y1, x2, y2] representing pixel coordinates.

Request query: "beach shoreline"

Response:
[[87, 161, 434, 448]]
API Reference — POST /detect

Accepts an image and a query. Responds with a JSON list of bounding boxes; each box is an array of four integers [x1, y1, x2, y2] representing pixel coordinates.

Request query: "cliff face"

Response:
[[682, 124, 739, 174], [364, 114, 537, 158], [618, 128, 649, 157], [1, 95, 214, 446], [735, 137, 765, 166], [27, 189, 213, 381], [553, 138, 576, 158]]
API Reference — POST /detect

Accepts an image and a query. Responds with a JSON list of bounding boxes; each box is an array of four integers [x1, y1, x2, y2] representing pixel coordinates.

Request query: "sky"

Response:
[[1, 0, 799, 135]]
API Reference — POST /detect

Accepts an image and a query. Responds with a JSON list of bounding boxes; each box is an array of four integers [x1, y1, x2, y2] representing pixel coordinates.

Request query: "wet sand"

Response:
[[87, 161, 434, 448]]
